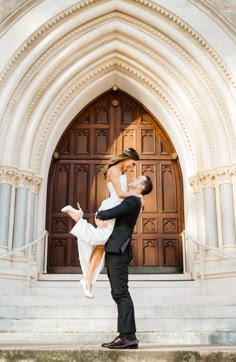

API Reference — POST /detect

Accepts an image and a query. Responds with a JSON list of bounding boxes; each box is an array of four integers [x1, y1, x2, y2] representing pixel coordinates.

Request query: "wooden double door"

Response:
[[46, 90, 184, 273]]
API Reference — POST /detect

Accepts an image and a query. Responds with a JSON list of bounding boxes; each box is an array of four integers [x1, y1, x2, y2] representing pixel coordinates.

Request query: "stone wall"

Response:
[[0, 0, 28, 24], [206, 0, 236, 27]]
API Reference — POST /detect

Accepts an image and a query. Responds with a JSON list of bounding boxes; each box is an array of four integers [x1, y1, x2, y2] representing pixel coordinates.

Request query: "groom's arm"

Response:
[[96, 196, 141, 220], [70, 218, 113, 245]]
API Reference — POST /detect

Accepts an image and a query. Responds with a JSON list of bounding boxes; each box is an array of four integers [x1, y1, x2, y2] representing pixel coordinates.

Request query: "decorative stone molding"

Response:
[[0, 3, 234, 168], [189, 164, 236, 189], [0, 0, 41, 36], [15, 170, 34, 189], [0, 1, 235, 171], [0, 165, 18, 185], [0, 167, 43, 193], [189, 176, 201, 193], [189, 0, 236, 40], [0, 165, 42, 191], [214, 167, 234, 185], [30, 58, 197, 172], [199, 172, 216, 188], [0, 0, 101, 85], [15, 37, 196, 171], [0, 0, 234, 89], [31, 175, 42, 194]]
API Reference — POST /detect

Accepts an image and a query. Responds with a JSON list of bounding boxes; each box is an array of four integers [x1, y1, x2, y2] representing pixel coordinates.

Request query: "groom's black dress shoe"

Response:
[[104, 336, 138, 349], [101, 336, 120, 348]]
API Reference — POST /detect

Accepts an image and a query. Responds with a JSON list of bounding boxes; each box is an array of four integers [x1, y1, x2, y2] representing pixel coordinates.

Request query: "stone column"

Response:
[[189, 176, 204, 244], [200, 173, 218, 248], [28, 176, 42, 243], [0, 166, 18, 250], [215, 169, 236, 246], [189, 165, 236, 282], [13, 170, 34, 249]]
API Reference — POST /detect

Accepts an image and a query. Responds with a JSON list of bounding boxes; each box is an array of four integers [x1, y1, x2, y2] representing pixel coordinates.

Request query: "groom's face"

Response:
[[128, 176, 146, 192]]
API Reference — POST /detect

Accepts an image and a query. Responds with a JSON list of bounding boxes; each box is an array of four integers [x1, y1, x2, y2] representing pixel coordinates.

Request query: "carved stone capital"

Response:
[[214, 168, 233, 185], [15, 170, 34, 189], [189, 164, 236, 190], [189, 176, 200, 193], [31, 175, 42, 194], [0, 166, 18, 185], [0, 166, 43, 192], [198, 172, 215, 188]]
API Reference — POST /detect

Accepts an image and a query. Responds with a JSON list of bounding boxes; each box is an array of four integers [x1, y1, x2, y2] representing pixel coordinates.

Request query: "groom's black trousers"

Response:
[[105, 249, 136, 334]]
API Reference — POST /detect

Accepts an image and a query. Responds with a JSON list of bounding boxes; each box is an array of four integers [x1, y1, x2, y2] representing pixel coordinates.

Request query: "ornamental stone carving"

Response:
[[15, 170, 34, 189], [198, 172, 215, 188], [189, 176, 200, 193], [189, 164, 236, 190], [0, 167, 43, 192], [31, 175, 42, 194], [214, 168, 233, 185], [0, 166, 18, 185], [1, 1, 233, 171]]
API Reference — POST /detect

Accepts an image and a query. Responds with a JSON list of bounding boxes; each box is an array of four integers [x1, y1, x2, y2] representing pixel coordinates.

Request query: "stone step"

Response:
[[39, 273, 193, 281], [2, 279, 201, 296], [34, 279, 197, 288], [1, 280, 236, 346], [1, 317, 235, 333], [0, 345, 236, 362], [0, 331, 235, 345], [28, 286, 201, 297], [1, 295, 236, 306], [27, 279, 201, 298], [1, 305, 236, 319]]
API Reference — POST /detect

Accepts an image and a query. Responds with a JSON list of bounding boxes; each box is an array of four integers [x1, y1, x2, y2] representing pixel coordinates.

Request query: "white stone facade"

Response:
[[0, 0, 236, 294]]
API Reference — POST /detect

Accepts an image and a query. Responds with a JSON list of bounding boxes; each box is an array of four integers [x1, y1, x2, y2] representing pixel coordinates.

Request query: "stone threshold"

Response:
[[39, 273, 192, 281], [1, 344, 236, 362]]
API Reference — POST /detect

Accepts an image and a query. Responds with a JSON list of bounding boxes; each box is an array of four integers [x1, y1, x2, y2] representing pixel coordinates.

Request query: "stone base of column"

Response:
[[0, 246, 12, 268], [193, 254, 236, 295], [0, 258, 38, 295], [204, 276, 236, 296], [222, 245, 236, 254], [0, 276, 30, 295]]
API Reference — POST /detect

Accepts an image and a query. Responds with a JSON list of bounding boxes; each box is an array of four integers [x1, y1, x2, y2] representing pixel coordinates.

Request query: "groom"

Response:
[[96, 175, 153, 349]]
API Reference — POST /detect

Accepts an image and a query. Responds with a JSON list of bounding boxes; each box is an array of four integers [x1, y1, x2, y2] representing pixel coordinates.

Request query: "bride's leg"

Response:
[[66, 210, 80, 222], [86, 245, 105, 291]]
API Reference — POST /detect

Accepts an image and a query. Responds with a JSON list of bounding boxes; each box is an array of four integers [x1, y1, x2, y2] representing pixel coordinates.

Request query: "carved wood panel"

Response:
[[46, 90, 184, 273]]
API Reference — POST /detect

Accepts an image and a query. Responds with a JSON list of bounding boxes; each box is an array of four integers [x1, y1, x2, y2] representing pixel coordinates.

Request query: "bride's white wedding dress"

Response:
[[70, 174, 127, 282]]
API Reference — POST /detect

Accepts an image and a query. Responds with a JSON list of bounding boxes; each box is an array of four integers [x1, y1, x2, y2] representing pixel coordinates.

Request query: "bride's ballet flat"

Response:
[[80, 279, 94, 299], [61, 203, 83, 218]]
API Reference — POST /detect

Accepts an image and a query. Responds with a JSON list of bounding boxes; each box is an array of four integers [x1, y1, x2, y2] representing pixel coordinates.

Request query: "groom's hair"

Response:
[[141, 176, 153, 195]]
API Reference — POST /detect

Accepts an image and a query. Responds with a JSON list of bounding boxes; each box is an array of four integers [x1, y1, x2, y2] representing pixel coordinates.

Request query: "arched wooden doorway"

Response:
[[46, 90, 184, 273]]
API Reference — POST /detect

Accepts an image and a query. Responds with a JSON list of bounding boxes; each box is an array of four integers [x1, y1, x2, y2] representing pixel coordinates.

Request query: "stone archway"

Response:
[[46, 89, 184, 273], [0, 0, 235, 284]]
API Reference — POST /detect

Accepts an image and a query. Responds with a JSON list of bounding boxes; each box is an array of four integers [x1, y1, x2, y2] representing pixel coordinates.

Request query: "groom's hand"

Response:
[[95, 217, 108, 229]]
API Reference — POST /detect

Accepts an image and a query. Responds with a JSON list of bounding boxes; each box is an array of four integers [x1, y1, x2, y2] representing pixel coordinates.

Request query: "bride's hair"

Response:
[[104, 148, 139, 177]]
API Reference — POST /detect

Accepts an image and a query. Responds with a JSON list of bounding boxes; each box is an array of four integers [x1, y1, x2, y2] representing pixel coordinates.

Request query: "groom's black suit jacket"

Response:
[[96, 196, 141, 258]]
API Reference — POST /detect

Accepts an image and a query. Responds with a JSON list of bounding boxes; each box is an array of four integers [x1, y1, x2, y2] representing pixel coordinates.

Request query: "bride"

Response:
[[61, 148, 141, 298]]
